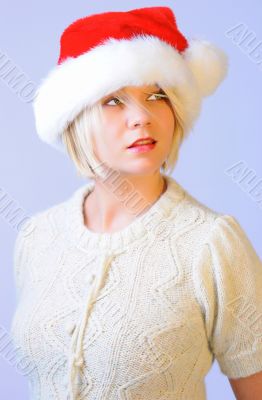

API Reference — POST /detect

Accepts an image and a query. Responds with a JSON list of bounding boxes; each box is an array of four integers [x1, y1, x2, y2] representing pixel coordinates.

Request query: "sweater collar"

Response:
[[64, 174, 185, 253]]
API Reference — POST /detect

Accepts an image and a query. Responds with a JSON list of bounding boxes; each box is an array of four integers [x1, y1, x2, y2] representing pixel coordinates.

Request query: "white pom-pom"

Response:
[[183, 39, 228, 97]]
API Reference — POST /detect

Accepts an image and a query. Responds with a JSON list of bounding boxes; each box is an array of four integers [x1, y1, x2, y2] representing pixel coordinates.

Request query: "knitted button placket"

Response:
[[66, 250, 126, 399]]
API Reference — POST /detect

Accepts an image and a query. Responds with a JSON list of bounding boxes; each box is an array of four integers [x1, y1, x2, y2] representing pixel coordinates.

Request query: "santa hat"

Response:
[[33, 6, 228, 152]]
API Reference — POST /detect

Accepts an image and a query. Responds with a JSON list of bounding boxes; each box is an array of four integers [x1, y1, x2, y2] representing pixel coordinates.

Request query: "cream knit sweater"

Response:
[[11, 174, 262, 400]]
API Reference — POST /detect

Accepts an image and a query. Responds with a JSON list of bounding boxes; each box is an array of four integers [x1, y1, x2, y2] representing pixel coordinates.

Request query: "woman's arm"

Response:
[[229, 370, 262, 399]]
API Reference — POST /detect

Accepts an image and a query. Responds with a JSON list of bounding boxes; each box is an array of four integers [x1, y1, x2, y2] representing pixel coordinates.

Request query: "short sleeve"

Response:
[[13, 217, 35, 302], [194, 214, 262, 379]]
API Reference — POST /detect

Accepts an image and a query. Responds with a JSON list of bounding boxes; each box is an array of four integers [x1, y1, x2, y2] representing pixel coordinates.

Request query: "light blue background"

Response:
[[1, 1, 261, 398]]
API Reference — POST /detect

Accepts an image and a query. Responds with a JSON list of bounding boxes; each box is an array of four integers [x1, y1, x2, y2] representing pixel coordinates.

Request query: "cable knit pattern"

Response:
[[10, 174, 262, 400]]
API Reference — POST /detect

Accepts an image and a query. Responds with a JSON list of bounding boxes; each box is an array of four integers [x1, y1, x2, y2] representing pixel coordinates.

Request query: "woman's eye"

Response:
[[104, 91, 168, 106], [104, 97, 122, 106], [147, 92, 168, 101]]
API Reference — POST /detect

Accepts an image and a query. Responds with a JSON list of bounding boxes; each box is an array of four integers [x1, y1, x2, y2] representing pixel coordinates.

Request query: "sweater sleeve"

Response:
[[193, 214, 262, 379], [13, 217, 35, 302]]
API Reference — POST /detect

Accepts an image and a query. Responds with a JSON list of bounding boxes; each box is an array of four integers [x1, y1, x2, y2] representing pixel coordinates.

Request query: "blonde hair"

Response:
[[62, 85, 187, 179]]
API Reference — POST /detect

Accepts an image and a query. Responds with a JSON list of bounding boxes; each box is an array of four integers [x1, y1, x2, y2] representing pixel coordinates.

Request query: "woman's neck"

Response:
[[83, 172, 167, 233]]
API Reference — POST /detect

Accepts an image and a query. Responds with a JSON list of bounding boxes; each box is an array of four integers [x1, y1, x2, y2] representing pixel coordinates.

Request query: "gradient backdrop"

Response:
[[0, 1, 261, 398]]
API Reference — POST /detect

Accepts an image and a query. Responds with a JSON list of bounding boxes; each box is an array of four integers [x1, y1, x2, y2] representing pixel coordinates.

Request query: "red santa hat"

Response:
[[33, 6, 228, 152]]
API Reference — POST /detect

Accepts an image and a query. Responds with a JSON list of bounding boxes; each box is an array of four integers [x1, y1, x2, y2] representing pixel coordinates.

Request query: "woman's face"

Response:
[[92, 84, 175, 176]]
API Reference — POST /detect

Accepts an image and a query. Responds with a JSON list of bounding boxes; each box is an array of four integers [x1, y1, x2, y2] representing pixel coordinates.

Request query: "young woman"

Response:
[[11, 6, 262, 400]]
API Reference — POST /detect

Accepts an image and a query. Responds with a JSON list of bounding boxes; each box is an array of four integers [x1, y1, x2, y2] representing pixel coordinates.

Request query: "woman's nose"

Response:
[[126, 103, 151, 129]]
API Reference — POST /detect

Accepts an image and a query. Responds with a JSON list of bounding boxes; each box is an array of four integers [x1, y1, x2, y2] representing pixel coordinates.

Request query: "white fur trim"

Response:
[[33, 35, 227, 151]]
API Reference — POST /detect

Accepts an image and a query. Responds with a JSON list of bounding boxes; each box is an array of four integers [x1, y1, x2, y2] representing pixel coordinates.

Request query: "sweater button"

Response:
[[65, 322, 76, 335], [74, 357, 84, 367]]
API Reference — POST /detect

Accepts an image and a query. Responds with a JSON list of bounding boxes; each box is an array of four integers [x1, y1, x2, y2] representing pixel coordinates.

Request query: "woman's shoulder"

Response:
[[170, 182, 252, 251], [175, 183, 223, 227], [16, 184, 85, 245], [178, 185, 260, 261]]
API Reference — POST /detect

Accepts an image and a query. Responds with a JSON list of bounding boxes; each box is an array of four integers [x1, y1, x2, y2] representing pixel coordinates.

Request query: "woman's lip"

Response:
[[126, 142, 157, 153], [127, 140, 157, 148]]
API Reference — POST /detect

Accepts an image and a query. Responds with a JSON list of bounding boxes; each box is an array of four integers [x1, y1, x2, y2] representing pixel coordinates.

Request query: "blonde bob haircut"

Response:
[[62, 85, 187, 180]]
